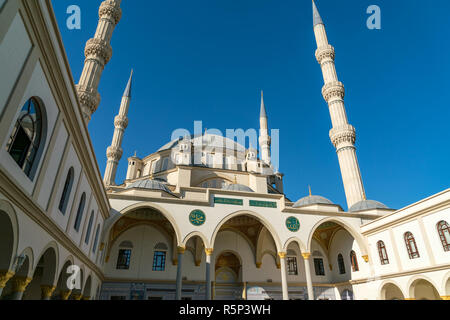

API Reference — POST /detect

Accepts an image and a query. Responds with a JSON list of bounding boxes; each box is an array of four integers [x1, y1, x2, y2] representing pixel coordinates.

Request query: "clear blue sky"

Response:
[[52, 0, 450, 210]]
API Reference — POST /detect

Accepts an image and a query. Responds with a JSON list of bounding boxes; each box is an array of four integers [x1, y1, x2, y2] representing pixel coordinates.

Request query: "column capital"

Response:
[[177, 246, 186, 254], [60, 290, 72, 300], [72, 293, 83, 300], [82, 296, 91, 301], [404, 298, 416, 301], [302, 253, 312, 260], [362, 255, 369, 263], [278, 252, 287, 259], [0, 270, 15, 288], [41, 285, 56, 299], [256, 262, 262, 269], [205, 248, 214, 256], [12, 276, 32, 293], [441, 296, 450, 300]]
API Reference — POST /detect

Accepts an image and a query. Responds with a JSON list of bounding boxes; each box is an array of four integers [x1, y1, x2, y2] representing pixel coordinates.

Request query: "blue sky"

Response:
[[52, 0, 450, 210]]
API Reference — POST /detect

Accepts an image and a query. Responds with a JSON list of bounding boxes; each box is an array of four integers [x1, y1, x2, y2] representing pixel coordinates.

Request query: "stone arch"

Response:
[[182, 231, 210, 249], [379, 281, 405, 300], [283, 237, 308, 253], [444, 272, 450, 296], [408, 276, 442, 300], [0, 200, 19, 272], [193, 173, 234, 188], [21, 244, 58, 300], [109, 202, 182, 245], [307, 217, 368, 256], [54, 257, 75, 299], [16, 247, 34, 278], [215, 250, 243, 283], [210, 210, 282, 252]]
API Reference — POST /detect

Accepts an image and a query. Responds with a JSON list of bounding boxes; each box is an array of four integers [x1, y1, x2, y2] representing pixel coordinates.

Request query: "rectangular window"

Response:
[[153, 251, 167, 271], [314, 258, 325, 276], [287, 257, 298, 276], [116, 249, 132, 270]]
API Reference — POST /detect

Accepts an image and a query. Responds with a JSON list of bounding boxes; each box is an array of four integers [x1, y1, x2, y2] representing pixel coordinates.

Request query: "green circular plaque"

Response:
[[189, 210, 206, 226], [286, 217, 300, 232]]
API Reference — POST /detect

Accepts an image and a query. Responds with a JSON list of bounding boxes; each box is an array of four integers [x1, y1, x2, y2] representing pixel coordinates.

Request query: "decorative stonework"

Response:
[[76, 85, 101, 119], [114, 115, 129, 130], [99, 0, 122, 25], [107, 146, 124, 162], [84, 38, 113, 66], [205, 248, 214, 256], [315, 45, 335, 64], [12, 277, 32, 293], [302, 253, 312, 260], [441, 296, 450, 300], [322, 81, 345, 102], [362, 255, 369, 263], [329, 124, 356, 148], [177, 246, 186, 255], [278, 252, 287, 259], [0, 271, 15, 288], [60, 290, 72, 300], [41, 285, 56, 299]]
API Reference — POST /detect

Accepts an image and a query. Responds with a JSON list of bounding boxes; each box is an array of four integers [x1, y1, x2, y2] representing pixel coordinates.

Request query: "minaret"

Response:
[[76, 0, 123, 123], [312, 1, 366, 208], [259, 91, 271, 165], [104, 71, 133, 186]]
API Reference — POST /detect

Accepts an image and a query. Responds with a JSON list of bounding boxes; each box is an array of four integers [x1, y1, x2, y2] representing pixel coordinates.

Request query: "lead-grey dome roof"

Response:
[[293, 195, 334, 208], [126, 179, 171, 194], [223, 184, 254, 193], [349, 200, 389, 212]]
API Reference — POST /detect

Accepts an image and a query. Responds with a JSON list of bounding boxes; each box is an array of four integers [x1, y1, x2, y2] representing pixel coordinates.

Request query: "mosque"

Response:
[[0, 0, 448, 301]]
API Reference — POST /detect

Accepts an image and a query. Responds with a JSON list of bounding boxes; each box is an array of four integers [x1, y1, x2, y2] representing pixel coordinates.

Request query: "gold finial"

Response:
[[309, 185, 312, 197], [133, 151, 137, 157], [234, 175, 238, 184]]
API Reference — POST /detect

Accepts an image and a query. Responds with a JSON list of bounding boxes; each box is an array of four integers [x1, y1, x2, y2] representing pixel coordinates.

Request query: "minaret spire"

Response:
[[312, 0, 323, 26], [76, 0, 123, 124], [104, 70, 133, 186], [312, 1, 366, 209], [259, 91, 271, 165]]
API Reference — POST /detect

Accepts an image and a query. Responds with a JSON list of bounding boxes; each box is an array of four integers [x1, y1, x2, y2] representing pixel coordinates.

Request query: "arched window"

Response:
[[437, 221, 450, 252], [92, 224, 101, 253], [58, 168, 74, 215], [350, 251, 359, 272], [404, 232, 420, 259], [377, 241, 390, 265], [153, 243, 168, 271], [7, 98, 43, 178], [338, 254, 346, 274], [85, 211, 95, 245], [73, 193, 86, 232], [116, 241, 133, 270]]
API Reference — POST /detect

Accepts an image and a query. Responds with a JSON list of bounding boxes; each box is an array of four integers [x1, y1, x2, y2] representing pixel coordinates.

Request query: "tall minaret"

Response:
[[259, 91, 271, 165], [312, 1, 366, 208], [104, 71, 133, 186], [76, 0, 123, 123]]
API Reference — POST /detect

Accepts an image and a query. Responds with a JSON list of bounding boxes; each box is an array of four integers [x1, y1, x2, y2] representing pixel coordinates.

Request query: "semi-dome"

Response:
[[223, 184, 254, 193], [349, 200, 389, 212], [126, 179, 172, 194], [293, 195, 334, 208]]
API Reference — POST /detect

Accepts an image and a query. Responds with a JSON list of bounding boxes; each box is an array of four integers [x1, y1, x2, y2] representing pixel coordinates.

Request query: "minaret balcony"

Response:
[[99, 1, 122, 25], [322, 81, 345, 102], [315, 45, 335, 64], [329, 125, 356, 148]]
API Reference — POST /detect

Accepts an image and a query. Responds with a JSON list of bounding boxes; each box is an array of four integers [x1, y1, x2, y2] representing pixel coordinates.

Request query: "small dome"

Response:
[[223, 184, 254, 193], [126, 179, 171, 194], [293, 195, 334, 208], [349, 200, 389, 212]]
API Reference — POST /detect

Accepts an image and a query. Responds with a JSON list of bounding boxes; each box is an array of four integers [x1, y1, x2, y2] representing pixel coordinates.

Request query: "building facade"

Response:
[[0, 0, 448, 301]]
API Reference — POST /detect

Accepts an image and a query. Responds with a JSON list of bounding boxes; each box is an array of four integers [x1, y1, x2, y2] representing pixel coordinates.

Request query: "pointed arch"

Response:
[[378, 280, 405, 300], [182, 231, 210, 249], [283, 237, 308, 253], [408, 275, 442, 300]]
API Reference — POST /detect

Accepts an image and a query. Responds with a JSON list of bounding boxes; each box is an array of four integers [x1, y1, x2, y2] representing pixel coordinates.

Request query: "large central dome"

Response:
[[158, 134, 247, 153]]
